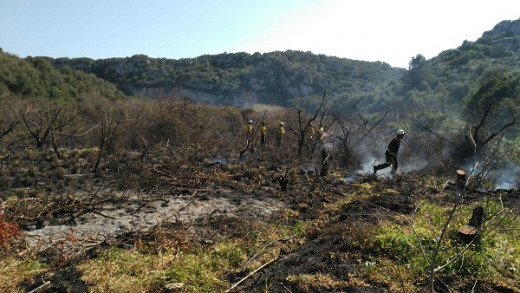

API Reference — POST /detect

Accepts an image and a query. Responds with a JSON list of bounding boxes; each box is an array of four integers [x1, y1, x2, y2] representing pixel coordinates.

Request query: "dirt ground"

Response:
[[3, 146, 520, 292]]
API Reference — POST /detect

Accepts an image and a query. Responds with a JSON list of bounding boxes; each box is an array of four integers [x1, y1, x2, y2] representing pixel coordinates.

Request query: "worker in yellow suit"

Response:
[[276, 122, 285, 147], [260, 121, 267, 147]]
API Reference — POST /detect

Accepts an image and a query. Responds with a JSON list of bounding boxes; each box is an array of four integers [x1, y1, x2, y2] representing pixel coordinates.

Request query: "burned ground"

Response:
[[1, 141, 519, 293]]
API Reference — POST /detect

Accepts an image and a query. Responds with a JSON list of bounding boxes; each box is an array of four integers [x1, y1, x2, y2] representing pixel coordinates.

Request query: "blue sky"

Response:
[[1, 0, 519, 68]]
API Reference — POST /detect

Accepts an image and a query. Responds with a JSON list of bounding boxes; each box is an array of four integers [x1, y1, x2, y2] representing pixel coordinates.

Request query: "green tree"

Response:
[[463, 73, 520, 151], [400, 54, 433, 93]]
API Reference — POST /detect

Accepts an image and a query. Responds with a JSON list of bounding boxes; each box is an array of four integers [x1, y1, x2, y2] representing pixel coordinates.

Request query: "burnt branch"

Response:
[[480, 106, 517, 148], [290, 89, 328, 155]]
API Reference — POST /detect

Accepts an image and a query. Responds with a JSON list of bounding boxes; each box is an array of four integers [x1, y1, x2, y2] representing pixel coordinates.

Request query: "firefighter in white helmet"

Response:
[[373, 129, 405, 177]]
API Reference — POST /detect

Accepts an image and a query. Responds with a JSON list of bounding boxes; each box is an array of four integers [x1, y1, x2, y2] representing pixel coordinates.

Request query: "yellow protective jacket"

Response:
[[261, 126, 267, 135]]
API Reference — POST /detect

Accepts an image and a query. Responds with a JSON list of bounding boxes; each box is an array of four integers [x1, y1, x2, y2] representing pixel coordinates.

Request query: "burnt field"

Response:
[[0, 98, 519, 292], [1, 141, 519, 292]]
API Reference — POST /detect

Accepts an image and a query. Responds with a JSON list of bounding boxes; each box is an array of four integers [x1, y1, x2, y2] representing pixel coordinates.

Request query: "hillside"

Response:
[[4, 19, 520, 112], [0, 92, 517, 292], [0, 49, 127, 102], [31, 18, 520, 116], [49, 50, 403, 107], [397, 19, 520, 111]]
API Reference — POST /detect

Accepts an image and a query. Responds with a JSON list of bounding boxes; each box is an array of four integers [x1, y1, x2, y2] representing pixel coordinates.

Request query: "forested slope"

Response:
[[49, 50, 403, 107], [396, 19, 520, 112], [0, 49, 127, 102]]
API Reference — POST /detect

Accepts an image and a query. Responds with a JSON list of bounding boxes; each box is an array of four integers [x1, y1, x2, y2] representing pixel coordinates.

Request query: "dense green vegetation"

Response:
[[3, 19, 520, 115], [397, 20, 520, 114], [0, 49, 127, 103], [48, 50, 402, 108]]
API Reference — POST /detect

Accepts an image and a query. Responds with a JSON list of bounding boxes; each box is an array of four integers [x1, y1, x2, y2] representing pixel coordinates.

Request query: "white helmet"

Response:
[[248, 120, 253, 124], [397, 129, 405, 135]]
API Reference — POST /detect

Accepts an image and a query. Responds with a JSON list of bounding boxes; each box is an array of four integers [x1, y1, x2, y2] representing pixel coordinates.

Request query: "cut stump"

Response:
[[458, 224, 478, 244], [456, 169, 466, 194]]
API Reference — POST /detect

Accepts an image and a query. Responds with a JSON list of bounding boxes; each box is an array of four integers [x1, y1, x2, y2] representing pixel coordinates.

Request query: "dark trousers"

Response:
[[260, 134, 266, 146], [374, 152, 397, 172], [276, 135, 282, 147]]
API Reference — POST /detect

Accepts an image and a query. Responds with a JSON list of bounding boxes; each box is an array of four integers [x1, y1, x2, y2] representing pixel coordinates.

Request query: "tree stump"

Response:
[[319, 149, 329, 177], [458, 206, 484, 244], [277, 169, 289, 192], [458, 225, 478, 244], [468, 206, 484, 227], [277, 176, 288, 191], [456, 169, 466, 194]]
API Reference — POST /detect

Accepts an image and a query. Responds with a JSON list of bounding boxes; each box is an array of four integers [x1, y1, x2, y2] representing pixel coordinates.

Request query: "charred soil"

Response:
[[1, 145, 519, 293]]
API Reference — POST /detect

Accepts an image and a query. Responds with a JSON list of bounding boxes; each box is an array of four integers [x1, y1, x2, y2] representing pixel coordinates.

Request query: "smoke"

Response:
[[346, 130, 431, 178], [360, 154, 377, 174], [398, 156, 429, 174], [463, 159, 519, 190], [491, 161, 519, 190], [343, 155, 377, 184]]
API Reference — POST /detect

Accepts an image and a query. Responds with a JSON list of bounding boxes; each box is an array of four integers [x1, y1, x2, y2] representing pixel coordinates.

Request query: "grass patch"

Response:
[[286, 273, 353, 291], [78, 245, 241, 292], [366, 200, 520, 290], [0, 257, 48, 292], [79, 221, 306, 292]]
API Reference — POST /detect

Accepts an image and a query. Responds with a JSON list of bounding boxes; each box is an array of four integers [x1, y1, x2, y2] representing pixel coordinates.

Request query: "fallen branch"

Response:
[[77, 203, 117, 219], [226, 258, 276, 293], [133, 198, 170, 213], [27, 280, 51, 293], [179, 190, 198, 211], [152, 165, 175, 178], [241, 234, 296, 272]]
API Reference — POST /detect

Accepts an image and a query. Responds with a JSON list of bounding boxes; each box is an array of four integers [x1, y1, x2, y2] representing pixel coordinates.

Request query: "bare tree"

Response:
[[289, 89, 327, 155], [19, 104, 61, 148], [93, 108, 120, 175], [238, 111, 266, 160], [0, 118, 18, 141], [49, 110, 78, 159], [334, 109, 387, 169], [18, 101, 79, 159]]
